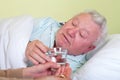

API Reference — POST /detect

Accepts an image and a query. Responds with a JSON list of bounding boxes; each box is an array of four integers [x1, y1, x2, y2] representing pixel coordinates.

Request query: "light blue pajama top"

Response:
[[30, 17, 86, 72]]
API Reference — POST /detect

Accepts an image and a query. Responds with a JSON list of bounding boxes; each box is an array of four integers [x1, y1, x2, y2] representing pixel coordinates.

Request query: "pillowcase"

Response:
[[72, 34, 120, 80]]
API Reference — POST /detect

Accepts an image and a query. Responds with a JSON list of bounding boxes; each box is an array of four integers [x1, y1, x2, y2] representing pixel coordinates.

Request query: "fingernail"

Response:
[[46, 56, 51, 61], [57, 64, 60, 67]]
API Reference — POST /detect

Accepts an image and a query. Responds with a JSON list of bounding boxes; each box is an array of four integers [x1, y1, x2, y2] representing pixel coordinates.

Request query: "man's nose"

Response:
[[67, 28, 77, 38]]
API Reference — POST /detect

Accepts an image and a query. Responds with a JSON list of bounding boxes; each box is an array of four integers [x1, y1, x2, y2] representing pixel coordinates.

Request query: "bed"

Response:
[[72, 34, 120, 80], [0, 15, 120, 80]]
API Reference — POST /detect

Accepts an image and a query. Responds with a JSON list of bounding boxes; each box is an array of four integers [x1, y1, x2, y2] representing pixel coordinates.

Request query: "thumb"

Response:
[[37, 62, 60, 71]]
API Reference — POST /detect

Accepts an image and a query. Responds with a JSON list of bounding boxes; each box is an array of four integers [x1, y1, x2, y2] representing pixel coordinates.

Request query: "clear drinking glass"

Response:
[[47, 47, 68, 65]]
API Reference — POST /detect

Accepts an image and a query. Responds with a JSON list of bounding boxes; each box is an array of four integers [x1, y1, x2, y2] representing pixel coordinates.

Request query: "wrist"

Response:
[[23, 68, 32, 78]]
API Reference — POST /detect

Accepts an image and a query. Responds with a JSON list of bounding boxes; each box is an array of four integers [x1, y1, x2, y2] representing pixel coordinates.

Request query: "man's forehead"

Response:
[[75, 13, 91, 18], [72, 13, 93, 23]]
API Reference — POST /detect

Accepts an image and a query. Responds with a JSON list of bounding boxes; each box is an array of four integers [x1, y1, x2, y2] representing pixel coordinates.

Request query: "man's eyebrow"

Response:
[[73, 18, 79, 25]]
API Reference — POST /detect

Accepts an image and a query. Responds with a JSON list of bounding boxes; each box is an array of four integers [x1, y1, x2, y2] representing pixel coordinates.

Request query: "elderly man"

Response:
[[25, 10, 107, 77], [0, 10, 107, 80]]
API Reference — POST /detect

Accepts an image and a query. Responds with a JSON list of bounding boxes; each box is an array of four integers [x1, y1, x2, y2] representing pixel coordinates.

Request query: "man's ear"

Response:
[[84, 45, 96, 53]]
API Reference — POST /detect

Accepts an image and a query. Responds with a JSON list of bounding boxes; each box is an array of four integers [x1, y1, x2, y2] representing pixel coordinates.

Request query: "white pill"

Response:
[[51, 57, 56, 62]]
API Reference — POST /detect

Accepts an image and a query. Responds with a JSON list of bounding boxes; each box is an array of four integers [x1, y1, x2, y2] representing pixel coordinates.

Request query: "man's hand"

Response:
[[25, 40, 51, 64]]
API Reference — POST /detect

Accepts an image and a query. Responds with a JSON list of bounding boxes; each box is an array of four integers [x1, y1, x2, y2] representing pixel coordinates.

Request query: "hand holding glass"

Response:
[[47, 47, 67, 65], [47, 47, 68, 78]]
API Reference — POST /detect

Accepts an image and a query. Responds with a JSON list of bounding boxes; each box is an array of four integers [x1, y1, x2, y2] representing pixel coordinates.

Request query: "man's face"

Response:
[[55, 13, 101, 55]]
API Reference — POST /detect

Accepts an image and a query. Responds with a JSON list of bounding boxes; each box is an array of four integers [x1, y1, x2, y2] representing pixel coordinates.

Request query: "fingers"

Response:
[[23, 62, 59, 78], [35, 62, 60, 72], [55, 63, 72, 78], [55, 65, 65, 76], [26, 40, 51, 64], [35, 40, 48, 53], [63, 64, 72, 78], [34, 40, 51, 62], [33, 46, 51, 62], [55, 66, 61, 76], [43, 62, 60, 70], [33, 71, 52, 78], [28, 56, 39, 65], [30, 52, 46, 64]]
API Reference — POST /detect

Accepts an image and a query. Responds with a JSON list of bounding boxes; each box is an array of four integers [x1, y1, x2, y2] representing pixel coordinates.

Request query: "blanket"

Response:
[[0, 15, 33, 69]]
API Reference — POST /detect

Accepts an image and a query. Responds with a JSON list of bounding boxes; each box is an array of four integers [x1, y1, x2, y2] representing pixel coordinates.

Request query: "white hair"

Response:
[[83, 10, 108, 59]]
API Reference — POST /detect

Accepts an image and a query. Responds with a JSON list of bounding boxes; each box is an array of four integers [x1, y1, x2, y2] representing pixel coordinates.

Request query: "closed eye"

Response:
[[72, 22, 77, 27], [72, 19, 79, 27], [79, 30, 89, 39]]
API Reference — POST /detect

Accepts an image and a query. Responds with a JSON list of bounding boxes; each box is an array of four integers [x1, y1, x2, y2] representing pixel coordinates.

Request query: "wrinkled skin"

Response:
[[55, 13, 100, 55]]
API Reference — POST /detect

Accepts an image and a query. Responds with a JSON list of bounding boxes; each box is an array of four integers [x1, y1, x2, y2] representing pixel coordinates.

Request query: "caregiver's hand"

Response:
[[23, 62, 60, 78], [55, 63, 72, 80], [25, 40, 51, 65], [35, 63, 72, 80]]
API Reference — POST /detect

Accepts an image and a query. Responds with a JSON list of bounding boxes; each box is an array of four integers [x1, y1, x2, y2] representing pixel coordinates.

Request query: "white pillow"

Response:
[[72, 34, 120, 80]]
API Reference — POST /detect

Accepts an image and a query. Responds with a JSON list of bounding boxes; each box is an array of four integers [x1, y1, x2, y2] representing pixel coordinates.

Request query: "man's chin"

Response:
[[68, 51, 82, 56]]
